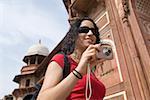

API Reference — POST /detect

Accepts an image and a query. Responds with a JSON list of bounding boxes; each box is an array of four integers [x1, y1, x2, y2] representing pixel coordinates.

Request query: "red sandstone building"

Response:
[[12, 0, 150, 100]]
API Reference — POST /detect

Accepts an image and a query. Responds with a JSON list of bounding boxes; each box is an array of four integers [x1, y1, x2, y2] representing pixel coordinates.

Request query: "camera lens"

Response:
[[103, 47, 112, 56]]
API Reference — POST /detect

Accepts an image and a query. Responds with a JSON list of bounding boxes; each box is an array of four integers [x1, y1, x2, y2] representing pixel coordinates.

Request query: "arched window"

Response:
[[23, 94, 33, 100], [26, 79, 30, 87]]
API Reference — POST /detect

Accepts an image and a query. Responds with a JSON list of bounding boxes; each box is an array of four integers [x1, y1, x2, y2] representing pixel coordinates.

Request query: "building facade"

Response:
[[63, 0, 150, 100], [12, 0, 150, 100], [2, 94, 13, 100]]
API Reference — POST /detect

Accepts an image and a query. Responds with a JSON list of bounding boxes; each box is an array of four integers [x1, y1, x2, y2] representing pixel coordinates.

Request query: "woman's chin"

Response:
[[84, 43, 93, 47], [86, 41, 94, 46]]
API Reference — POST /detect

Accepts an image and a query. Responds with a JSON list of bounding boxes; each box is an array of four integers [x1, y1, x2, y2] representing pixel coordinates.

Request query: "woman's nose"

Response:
[[87, 30, 93, 36]]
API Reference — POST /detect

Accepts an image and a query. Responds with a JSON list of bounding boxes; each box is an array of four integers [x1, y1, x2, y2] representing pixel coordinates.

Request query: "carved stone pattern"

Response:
[[136, 0, 150, 16], [122, 0, 130, 23], [140, 17, 150, 34]]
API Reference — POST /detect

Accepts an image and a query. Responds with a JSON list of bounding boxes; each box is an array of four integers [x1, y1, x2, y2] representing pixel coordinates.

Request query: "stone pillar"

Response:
[[112, 0, 150, 99]]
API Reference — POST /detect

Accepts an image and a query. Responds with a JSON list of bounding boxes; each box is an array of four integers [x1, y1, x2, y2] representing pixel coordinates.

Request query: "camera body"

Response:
[[96, 40, 113, 60]]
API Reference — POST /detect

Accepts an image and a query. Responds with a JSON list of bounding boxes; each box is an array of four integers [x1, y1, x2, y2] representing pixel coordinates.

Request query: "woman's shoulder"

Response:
[[50, 53, 65, 68], [52, 53, 64, 59]]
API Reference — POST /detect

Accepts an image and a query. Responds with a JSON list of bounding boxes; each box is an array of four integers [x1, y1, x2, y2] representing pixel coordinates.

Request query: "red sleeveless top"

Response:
[[51, 54, 106, 100]]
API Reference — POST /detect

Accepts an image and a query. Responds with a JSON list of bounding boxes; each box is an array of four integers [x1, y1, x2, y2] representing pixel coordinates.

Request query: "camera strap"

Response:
[[85, 63, 92, 100]]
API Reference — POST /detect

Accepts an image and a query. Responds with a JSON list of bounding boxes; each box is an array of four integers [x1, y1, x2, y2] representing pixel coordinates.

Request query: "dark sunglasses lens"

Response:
[[78, 27, 97, 34], [78, 27, 89, 33]]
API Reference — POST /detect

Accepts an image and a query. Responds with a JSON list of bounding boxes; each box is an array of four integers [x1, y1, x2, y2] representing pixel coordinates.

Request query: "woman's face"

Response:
[[76, 20, 97, 50]]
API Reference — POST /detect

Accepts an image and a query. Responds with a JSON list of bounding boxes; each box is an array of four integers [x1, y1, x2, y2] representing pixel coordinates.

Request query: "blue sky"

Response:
[[0, 0, 69, 98]]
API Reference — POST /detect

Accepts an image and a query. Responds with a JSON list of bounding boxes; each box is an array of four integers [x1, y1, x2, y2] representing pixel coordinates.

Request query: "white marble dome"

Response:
[[26, 43, 49, 56]]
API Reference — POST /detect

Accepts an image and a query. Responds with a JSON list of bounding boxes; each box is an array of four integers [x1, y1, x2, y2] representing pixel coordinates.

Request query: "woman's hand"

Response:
[[76, 44, 101, 75]]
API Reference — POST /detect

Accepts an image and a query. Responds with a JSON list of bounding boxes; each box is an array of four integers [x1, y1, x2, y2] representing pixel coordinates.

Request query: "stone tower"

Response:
[[12, 41, 49, 100]]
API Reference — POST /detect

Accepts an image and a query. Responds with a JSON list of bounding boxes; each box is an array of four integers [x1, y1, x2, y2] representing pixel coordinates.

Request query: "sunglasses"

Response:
[[78, 27, 97, 35]]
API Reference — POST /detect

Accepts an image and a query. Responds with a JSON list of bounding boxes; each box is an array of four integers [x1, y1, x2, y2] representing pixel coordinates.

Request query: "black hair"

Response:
[[61, 17, 100, 55]]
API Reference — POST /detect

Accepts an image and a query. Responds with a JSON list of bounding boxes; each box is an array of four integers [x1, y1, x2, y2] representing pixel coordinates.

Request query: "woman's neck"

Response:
[[70, 48, 84, 63]]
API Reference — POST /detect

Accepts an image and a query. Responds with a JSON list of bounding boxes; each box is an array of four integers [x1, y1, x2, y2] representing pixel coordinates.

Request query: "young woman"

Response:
[[37, 17, 106, 100]]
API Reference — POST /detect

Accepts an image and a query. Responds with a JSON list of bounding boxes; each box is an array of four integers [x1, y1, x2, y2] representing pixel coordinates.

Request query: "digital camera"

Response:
[[96, 40, 113, 60]]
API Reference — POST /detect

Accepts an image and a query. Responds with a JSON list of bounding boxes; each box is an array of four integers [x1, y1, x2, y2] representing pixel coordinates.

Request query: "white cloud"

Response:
[[0, 0, 69, 98], [0, 0, 69, 45], [0, 31, 25, 45]]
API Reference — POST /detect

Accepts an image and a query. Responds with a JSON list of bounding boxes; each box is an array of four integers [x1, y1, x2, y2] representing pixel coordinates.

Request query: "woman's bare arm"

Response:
[[37, 61, 79, 100]]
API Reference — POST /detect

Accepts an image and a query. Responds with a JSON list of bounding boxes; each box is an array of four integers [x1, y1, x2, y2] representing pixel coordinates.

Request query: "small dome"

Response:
[[26, 43, 49, 56]]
